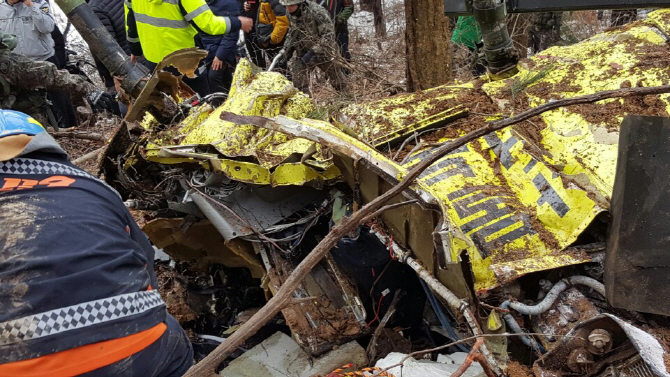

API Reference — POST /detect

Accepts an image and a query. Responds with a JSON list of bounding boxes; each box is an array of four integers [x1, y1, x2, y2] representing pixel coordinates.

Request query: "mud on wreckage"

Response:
[[98, 11, 670, 377]]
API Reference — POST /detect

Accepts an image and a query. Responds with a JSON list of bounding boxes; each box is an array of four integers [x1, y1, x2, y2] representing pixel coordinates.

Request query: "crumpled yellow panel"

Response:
[[180, 59, 316, 166], [400, 13, 670, 291], [332, 12, 670, 291], [143, 58, 341, 186]]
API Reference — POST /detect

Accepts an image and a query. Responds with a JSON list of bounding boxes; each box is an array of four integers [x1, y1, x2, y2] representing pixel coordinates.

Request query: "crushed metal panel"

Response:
[[374, 13, 670, 291], [126, 49, 203, 122], [143, 218, 265, 279], [338, 84, 473, 147], [189, 185, 329, 239], [265, 249, 367, 356], [605, 115, 670, 316], [133, 59, 340, 187], [402, 132, 599, 291]]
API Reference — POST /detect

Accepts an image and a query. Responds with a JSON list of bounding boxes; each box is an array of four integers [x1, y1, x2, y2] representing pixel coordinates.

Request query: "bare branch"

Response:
[[72, 147, 104, 166]]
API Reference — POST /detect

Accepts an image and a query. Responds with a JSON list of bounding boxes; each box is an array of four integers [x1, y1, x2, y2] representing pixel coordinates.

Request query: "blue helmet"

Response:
[[0, 110, 45, 138]]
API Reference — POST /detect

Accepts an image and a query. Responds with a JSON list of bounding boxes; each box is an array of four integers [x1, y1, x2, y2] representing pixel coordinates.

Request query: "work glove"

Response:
[[0, 33, 17, 51], [87, 89, 117, 114]]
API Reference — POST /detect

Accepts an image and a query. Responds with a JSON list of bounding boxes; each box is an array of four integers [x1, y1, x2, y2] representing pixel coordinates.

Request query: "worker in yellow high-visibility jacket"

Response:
[[125, 0, 252, 93]]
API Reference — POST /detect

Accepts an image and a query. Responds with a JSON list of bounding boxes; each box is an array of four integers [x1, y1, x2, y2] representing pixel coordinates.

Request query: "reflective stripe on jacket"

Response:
[[124, 0, 241, 63], [0, 148, 166, 363], [0, 0, 55, 61]]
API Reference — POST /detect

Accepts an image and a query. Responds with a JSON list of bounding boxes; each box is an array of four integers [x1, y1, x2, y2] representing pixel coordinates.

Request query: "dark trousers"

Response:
[[207, 61, 235, 95], [336, 26, 351, 62], [82, 314, 193, 377], [144, 60, 211, 97], [46, 55, 78, 128]]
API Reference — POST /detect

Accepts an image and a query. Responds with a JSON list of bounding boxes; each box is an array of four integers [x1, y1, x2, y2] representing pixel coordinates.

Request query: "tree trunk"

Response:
[[359, 0, 372, 12], [372, 0, 386, 37], [359, 0, 386, 37], [404, 0, 451, 91]]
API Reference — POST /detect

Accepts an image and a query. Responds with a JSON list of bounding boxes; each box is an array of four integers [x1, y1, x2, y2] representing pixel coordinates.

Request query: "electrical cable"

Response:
[[367, 294, 385, 327], [420, 279, 470, 353]]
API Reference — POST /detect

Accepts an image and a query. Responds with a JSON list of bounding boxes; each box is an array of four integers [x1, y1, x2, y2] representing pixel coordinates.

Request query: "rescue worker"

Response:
[[0, 32, 114, 126], [125, 0, 253, 95], [0, 110, 193, 376], [201, 0, 242, 95], [281, 0, 347, 94], [0, 0, 79, 128], [242, 0, 289, 72], [321, 0, 353, 63], [89, 0, 137, 114]]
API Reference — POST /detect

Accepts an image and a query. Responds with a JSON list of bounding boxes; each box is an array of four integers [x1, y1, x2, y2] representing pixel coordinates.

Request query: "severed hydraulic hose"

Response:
[[500, 275, 606, 353], [505, 275, 605, 316]]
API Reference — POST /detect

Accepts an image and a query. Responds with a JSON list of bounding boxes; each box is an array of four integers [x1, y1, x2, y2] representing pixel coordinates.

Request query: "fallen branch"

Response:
[[450, 338, 492, 377], [186, 85, 670, 376], [52, 131, 107, 142], [72, 147, 104, 166], [496, 84, 670, 127]]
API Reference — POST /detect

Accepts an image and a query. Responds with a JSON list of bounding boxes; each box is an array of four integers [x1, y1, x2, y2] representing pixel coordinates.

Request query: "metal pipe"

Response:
[[189, 190, 238, 240], [397, 249, 502, 375], [499, 302, 545, 354], [54, 0, 149, 97], [268, 49, 285, 72], [505, 276, 605, 316], [472, 0, 518, 75]]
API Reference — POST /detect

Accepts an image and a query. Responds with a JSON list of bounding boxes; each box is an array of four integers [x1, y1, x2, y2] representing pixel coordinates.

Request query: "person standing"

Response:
[[0, 0, 78, 128], [280, 0, 346, 94], [241, 0, 289, 73], [125, 0, 253, 95], [201, 0, 242, 96], [89, 0, 134, 114], [321, 0, 353, 63]]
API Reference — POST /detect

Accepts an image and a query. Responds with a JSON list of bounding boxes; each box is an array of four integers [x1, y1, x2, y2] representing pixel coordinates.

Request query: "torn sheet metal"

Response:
[[143, 218, 266, 279], [126, 58, 341, 187], [332, 11, 670, 291], [533, 314, 670, 377], [125, 49, 203, 122], [189, 184, 328, 239], [264, 246, 367, 355], [337, 84, 472, 147]]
